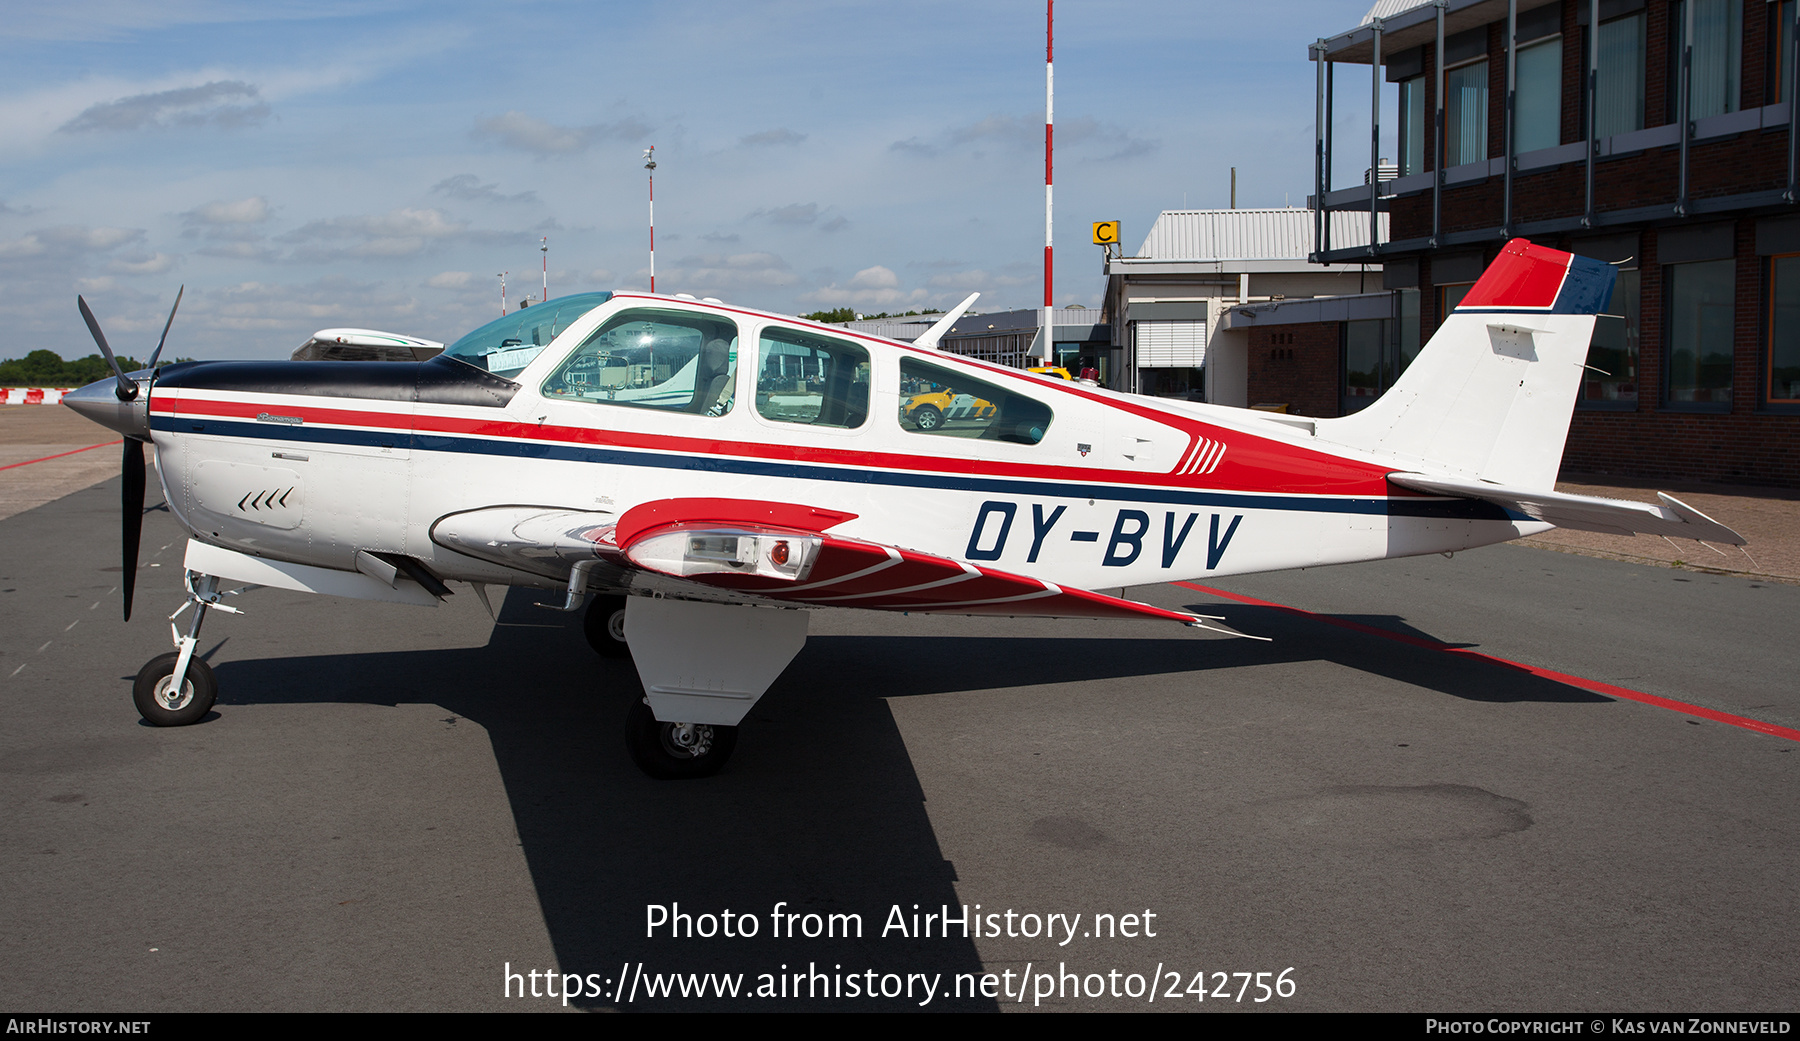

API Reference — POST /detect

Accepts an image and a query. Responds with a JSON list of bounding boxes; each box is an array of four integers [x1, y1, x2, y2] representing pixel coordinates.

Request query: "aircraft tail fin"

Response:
[[1313, 239, 1616, 490]]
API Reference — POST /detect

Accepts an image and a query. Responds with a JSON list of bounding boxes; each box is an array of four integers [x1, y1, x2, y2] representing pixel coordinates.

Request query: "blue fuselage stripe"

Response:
[[152, 415, 1516, 521]]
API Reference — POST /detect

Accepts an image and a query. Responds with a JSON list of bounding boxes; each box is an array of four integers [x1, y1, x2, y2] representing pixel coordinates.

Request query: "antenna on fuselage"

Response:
[[912, 292, 980, 350]]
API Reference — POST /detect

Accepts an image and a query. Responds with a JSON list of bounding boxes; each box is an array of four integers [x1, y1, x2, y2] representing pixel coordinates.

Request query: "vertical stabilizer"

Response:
[[1313, 239, 1616, 490]]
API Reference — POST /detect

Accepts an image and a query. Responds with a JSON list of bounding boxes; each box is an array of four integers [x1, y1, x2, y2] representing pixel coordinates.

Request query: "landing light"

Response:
[[626, 529, 820, 582]]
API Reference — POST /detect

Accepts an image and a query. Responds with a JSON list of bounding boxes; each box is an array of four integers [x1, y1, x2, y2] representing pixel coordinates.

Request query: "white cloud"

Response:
[[0, 225, 145, 260], [279, 208, 475, 259], [108, 252, 178, 275], [652, 252, 794, 298], [431, 174, 537, 204], [740, 128, 806, 147], [472, 111, 651, 155], [184, 196, 272, 226], [427, 270, 472, 289], [752, 203, 818, 226], [800, 264, 931, 310], [848, 265, 898, 290], [60, 80, 268, 133]]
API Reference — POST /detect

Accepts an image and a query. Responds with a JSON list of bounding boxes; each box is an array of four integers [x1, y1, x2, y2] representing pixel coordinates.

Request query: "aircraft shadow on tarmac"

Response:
[[200, 583, 1612, 1009], [214, 588, 996, 1011]]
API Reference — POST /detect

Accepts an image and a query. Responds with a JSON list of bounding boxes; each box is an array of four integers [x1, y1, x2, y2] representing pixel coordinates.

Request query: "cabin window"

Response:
[[755, 327, 871, 428], [542, 309, 739, 415], [898, 358, 1052, 445]]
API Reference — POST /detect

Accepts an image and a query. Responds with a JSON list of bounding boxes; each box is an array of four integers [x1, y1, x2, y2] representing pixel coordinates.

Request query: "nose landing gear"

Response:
[[132, 570, 252, 727]]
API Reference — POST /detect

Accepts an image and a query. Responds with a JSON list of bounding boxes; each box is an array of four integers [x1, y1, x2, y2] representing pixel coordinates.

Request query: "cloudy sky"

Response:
[[0, 0, 1386, 361]]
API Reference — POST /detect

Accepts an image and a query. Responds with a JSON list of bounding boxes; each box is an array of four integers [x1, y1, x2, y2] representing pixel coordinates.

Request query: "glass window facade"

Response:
[[1515, 36, 1562, 153], [1582, 269, 1640, 406], [1446, 62, 1489, 166], [1673, 0, 1742, 121], [1665, 259, 1735, 408], [1341, 289, 1421, 413], [1595, 13, 1646, 137], [1399, 75, 1427, 175], [1770, 1, 1795, 104], [1768, 255, 1800, 405]]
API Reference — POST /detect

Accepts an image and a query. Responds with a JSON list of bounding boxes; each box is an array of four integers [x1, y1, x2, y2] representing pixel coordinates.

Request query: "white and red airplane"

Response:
[[65, 239, 1742, 778]]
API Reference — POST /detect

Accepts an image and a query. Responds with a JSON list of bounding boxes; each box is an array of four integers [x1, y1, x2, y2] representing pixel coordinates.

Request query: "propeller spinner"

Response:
[[64, 289, 183, 621]]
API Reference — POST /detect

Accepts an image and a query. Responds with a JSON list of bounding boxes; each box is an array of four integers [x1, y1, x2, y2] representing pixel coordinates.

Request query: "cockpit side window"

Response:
[[542, 309, 739, 416], [898, 357, 1052, 445], [755, 327, 871, 429]]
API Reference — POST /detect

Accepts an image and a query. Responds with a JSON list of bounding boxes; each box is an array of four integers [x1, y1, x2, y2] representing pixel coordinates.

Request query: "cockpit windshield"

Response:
[[440, 292, 613, 380]]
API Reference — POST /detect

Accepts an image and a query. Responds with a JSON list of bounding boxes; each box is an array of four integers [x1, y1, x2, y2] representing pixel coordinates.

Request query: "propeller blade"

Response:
[[76, 295, 137, 402], [121, 439, 145, 622], [147, 285, 183, 369]]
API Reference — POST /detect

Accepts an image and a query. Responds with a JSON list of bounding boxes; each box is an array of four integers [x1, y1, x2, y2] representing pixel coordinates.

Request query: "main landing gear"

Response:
[[133, 571, 249, 727], [584, 595, 732, 777], [583, 594, 630, 658], [624, 698, 737, 779]]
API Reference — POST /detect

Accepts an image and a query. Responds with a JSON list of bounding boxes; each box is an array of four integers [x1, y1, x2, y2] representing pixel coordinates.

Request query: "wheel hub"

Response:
[[152, 674, 194, 711], [661, 722, 714, 758]]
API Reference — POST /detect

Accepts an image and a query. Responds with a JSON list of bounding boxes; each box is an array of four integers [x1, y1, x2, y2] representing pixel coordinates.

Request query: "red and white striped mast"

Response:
[[643, 146, 657, 293], [540, 236, 549, 303], [497, 271, 507, 315], [1042, 0, 1054, 360]]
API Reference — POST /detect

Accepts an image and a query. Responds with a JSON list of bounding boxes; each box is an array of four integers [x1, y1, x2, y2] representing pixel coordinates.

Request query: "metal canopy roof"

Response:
[[1318, 0, 1560, 64], [1114, 208, 1387, 272]]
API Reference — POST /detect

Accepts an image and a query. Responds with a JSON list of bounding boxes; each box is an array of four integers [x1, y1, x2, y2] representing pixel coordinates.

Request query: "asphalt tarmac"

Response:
[[2, 478, 1796, 1012]]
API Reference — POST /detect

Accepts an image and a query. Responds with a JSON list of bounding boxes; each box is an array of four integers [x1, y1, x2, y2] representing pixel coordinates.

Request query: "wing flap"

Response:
[[1387, 472, 1747, 545]]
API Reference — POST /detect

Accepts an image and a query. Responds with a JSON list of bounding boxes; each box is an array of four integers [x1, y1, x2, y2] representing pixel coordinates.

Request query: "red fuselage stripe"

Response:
[[154, 394, 1403, 497]]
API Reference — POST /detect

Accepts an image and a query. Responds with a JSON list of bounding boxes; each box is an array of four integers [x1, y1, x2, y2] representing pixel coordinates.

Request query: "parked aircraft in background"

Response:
[[64, 240, 1743, 777]]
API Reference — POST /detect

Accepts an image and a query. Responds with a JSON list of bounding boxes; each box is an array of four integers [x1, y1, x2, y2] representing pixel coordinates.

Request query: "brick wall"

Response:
[[1247, 323, 1342, 418], [1356, 2, 1800, 487]]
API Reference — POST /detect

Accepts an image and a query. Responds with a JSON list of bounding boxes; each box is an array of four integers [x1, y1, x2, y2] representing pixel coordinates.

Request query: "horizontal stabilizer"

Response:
[[1387, 473, 1747, 545]]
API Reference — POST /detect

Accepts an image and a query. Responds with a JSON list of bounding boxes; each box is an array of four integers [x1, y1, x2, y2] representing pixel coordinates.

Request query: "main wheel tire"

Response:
[[625, 699, 736, 780], [133, 652, 217, 727], [584, 595, 630, 659], [912, 404, 943, 431]]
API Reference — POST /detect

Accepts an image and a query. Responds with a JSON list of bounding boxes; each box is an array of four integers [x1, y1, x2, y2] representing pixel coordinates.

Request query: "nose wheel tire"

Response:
[[625, 699, 736, 779], [133, 652, 217, 727], [584, 595, 631, 659]]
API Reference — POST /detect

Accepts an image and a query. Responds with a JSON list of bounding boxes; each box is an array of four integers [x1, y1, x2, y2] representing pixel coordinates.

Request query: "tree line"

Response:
[[0, 350, 191, 387]]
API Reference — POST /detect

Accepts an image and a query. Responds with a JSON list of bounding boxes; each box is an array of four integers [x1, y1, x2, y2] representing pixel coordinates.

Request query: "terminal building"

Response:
[[1277, 0, 1800, 486], [1102, 208, 1385, 405]]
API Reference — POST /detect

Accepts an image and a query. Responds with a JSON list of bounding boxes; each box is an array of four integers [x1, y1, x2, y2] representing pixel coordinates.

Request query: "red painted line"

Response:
[[161, 391, 1400, 495], [1176, 581, 1800, 743], [0, 439, 122, 471]]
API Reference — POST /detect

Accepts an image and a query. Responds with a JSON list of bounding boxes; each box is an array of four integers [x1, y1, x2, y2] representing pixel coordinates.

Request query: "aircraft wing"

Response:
[[1387, 472, 1747, 545], [433, 498, 1216, 627]]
